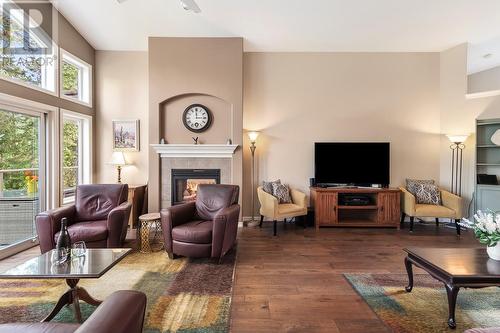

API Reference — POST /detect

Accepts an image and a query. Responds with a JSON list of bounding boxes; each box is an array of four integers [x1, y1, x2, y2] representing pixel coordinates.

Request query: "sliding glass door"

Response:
[[0, 108, 45, 257]]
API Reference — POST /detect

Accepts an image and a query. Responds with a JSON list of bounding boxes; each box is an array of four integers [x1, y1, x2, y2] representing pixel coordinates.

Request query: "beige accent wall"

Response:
[[438, 43, 500, 217], [95, 51, 148, 185], [148, 37, 243, 211], [242, 52, 442, 216]]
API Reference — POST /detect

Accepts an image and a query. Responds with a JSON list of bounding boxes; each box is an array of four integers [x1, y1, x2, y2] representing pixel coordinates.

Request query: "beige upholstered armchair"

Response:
[[400, 187, 463, 235], [257, 186, 307, 236]]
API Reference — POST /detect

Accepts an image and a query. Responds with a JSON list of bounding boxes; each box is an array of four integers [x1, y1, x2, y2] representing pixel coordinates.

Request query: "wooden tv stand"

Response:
[[310, 187, 401, 229]]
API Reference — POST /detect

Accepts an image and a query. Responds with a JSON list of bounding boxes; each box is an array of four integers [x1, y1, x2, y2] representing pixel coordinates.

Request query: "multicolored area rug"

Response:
[[345, 273, 500, 333], [0, 249, 236, 333]]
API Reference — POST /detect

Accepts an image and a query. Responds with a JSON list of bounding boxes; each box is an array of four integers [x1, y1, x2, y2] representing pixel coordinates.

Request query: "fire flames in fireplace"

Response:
[[182, 179, 216, 202], [171, 169, 221, 205]]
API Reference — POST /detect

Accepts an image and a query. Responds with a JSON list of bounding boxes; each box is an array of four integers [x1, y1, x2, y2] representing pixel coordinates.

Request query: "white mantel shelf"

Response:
[[151, 144, 239, 158]]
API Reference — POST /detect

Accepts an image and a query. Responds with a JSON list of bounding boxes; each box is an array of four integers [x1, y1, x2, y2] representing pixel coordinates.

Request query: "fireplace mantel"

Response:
[[151, 144, 238, 158]]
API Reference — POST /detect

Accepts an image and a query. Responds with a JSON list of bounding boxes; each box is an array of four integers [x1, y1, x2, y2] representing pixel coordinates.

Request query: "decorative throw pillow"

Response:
[[272, 183, 292, 204], [263, 179, 280, 194], [406, 179, 435, 195], [414, 183, 441, 205]]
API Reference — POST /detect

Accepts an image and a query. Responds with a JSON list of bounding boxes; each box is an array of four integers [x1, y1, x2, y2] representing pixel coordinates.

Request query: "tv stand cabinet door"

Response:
[[315, 192, 338, 228], [377, 192, 400, 225]]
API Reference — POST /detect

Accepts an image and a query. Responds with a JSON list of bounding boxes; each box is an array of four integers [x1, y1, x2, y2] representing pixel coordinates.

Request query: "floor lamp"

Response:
[[446, 135, 468, 196], [247, 131, 260, 227]]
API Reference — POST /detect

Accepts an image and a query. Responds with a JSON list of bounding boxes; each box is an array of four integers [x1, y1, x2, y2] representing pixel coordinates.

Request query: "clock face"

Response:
[[182, 104, 212, 133]]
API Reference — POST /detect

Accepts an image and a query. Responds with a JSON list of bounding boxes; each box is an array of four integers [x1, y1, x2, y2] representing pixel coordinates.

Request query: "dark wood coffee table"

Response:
[[0, 248, 131, 323], [404, 247, 500, 329]]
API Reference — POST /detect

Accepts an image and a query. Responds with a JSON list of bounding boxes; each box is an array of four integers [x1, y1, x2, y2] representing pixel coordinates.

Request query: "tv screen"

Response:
[[314, 142, 390, 186]]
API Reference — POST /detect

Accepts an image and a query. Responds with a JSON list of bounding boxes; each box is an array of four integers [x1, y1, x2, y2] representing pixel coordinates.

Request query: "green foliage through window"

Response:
[[62, 61, 79, 98], [0, 110, 39, 192], [63, 119, 79, 190]]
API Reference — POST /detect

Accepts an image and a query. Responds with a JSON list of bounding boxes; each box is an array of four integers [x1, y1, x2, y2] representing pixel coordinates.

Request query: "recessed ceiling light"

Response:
[[483, 53, 493, 59]]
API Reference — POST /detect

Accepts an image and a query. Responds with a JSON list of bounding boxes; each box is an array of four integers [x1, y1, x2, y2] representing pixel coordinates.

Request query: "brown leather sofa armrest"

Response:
[[75, 290, 146, 333], [161, 201, 196, 228], [161, 201, 196, 255], [107, 201, 132, 248], [35, 205, 76, 254], [212, 204, 241, 259]]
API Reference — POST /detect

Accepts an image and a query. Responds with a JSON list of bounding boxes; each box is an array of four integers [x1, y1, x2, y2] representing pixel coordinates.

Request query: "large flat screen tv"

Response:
[[314, 142, 390, 186]]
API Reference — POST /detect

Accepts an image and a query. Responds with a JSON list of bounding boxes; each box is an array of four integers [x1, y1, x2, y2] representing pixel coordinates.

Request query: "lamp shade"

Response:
[[446, 134, 469, 144], [247, 131, 260, 143], [110, 152, 128, 166]]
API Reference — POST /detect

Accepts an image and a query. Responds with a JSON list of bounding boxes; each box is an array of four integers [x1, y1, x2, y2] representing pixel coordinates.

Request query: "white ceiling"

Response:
[[52, 0, 500, 57], [468, 36, 500, 74]]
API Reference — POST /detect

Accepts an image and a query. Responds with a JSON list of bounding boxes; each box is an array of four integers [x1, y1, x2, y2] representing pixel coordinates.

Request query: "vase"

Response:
[[26, 181, 37, 195], [486, 244, 500, 261]]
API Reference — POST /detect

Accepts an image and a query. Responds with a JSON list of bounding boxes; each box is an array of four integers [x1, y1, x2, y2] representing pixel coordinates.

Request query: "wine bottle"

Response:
[[56, 217, 71, 262]]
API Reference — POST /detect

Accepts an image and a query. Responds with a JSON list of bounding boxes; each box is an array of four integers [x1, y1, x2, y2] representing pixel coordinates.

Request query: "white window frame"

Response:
[[59, 49, 92, 107], [0, 3, 58, 95], [60, 109, 92, 205]]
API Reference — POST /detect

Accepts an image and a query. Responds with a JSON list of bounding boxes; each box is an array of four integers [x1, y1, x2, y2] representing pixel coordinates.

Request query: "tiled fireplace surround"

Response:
[[152, 144, 239, 209], [161, 157, 231, 208]]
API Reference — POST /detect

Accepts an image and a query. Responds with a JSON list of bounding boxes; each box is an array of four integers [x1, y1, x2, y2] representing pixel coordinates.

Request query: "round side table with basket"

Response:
[[137, 213, 164, 253]]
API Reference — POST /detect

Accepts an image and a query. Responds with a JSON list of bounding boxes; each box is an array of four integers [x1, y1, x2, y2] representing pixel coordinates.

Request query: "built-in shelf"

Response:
[[338, 205, 378, 210], [476, 119, 500, 213], [477, 145, 500, 148]]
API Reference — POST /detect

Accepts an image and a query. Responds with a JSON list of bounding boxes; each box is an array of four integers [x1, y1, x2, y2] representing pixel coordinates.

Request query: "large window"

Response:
[[0, 3, 57, 93], [60, 50, 92, 106], [61, 111, 91, 204]]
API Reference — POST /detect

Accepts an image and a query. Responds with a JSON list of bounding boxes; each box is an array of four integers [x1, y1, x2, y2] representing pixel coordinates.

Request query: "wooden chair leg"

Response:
[[273, 220, 277, 236], [409, 216, 414, 232], [454, 219, 461, 236], [435, 218, 439, 227], [259, 215, 264, 228]]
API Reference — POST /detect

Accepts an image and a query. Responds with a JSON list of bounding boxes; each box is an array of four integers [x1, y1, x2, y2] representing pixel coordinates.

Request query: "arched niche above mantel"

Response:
[[158, 93, 234, 144]]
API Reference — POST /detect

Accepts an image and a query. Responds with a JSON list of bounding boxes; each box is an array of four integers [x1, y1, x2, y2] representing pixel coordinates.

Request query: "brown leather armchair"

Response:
[[161, 184, 240, 260], [36, 184, 132, 254], [0, 290, 146, 333]]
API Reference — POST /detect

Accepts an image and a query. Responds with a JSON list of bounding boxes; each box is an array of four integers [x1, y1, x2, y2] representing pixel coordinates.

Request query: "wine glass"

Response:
[[51, 248, 69, 265], [72, 241, 87, 258]]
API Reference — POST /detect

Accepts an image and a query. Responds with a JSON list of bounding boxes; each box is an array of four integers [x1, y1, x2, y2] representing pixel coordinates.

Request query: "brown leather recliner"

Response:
[[161, 184, 240, 260], [36, 184, 132, 254], [0, 290, 146, 333]]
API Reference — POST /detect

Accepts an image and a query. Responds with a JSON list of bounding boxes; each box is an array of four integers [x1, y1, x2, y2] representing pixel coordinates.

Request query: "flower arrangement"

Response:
[[460, 210, 500, 247]]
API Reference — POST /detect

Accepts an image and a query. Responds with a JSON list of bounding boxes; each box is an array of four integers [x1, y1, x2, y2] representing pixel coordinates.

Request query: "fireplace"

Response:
[[171, 169, 221, 205]]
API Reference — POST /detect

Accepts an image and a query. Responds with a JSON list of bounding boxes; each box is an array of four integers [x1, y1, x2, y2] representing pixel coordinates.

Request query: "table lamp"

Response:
[[110, 152, 130, 183]]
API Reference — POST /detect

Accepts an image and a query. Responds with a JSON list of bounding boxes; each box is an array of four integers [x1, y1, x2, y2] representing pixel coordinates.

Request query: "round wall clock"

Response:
[[182, 104, 213, 133]]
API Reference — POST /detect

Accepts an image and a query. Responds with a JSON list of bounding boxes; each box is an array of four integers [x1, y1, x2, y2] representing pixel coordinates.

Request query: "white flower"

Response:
[[495, 214, 500, 231]]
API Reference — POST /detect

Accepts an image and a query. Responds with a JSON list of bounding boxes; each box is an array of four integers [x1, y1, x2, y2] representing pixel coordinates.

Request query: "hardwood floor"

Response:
[[230, 220, 477, 333], [0, 221, 478, 333]]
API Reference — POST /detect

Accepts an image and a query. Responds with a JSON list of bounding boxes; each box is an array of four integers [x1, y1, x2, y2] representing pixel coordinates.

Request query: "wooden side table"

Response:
[[127, 184, 147, 229], [138, 213, 164, 253]]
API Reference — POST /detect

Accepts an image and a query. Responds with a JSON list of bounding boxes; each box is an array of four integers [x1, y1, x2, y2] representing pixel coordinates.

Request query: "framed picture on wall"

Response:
[[112, 119, 140, 151]]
